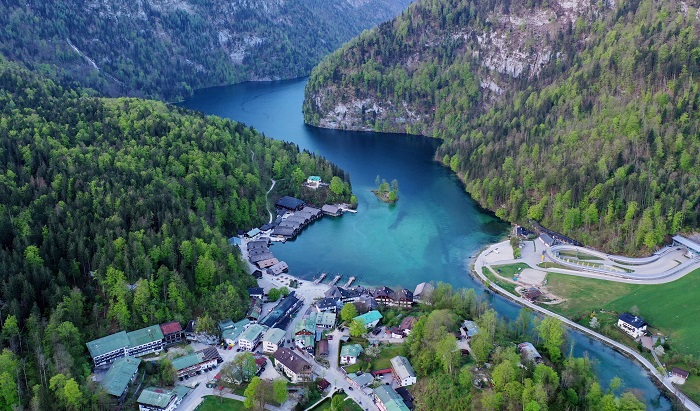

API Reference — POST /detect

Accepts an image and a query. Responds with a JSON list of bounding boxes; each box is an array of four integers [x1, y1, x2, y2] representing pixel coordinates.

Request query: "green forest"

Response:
[[397, 284, 651, 411], [0, 56, 351, 410], [0, 0, 410, 101], [304, 0, 700, 254]]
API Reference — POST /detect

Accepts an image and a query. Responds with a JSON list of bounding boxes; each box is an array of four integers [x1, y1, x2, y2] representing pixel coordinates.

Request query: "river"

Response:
[[180, 78, 671, 409]]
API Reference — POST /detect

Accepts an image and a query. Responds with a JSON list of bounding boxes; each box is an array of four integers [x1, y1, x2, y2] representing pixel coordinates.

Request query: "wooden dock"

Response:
[[343, 276, 356, 288], [329, 275, 342, 287], [313, 273, 327, 285]]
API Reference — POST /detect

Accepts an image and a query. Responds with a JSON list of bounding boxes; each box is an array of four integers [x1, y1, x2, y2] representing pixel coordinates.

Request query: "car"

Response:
[[348, 386, 353, 391], [328, 335, 333, 340]]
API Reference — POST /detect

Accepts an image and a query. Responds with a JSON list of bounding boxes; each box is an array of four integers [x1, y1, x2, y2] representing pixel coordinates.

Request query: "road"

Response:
[[474, 241, 700, 411]]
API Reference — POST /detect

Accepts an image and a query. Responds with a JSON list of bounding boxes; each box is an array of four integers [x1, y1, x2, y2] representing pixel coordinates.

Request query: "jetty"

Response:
[[313, 273, 327, 285], [329, 275, 342, 287], [339, 204, 357, 213], [343, 276, 356, 288]]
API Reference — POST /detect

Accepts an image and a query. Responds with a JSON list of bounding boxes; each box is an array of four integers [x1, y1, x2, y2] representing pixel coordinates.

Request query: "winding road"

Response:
[[473, 241, 700, 411]]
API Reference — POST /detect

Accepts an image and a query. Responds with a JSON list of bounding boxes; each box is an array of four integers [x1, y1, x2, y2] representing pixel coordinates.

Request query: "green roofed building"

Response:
[[354, 310, 383, 329], [172, 347, 221, 378], [101, 357, 141, 401], [126, 326, 165, 358], [262, 328, 286, 354], [137, 386, 183, 411], [373, 385, 410, 411], [340, 344, 363, 365], [86, 331, 130, 368], [239, 323, 266, 351]]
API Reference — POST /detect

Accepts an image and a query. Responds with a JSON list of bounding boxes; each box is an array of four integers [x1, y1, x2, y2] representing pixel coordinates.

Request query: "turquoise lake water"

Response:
[[180, 78, 671, 409]]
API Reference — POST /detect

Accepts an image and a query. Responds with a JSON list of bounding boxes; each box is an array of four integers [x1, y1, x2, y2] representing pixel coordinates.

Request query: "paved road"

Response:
[[474, 242, 700, 411]]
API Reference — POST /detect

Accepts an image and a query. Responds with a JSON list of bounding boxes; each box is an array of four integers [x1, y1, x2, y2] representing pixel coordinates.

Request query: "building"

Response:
[[316, 339, 329, 357], [672, 367, 690, 384], [518, 342, 543, 364], [275, 196, 306, 211], [247, 298, 264, 323], [315, 297, 340, 312], [257, 258, 279, 269], [538, 233, 555, 247], [126, 326, 165, 358], [461, 320, 479, 341], [413, 282, 434, 303], [522, 288, 542, 302], [514, 225, 535, 239], [311, 311, 336, 329], [347, 372, 373, 388], [171, 347, 221, 379], [390, 356, 417, 387], [100, 357, 141, 402], [354, 310, 383, 329], [306, 176, 322, 188], [238, 324, 266, 351], [340, 344, 364, 365], [325, 286, 364, 303], [317, 379, 331, 392], [300, 206, 323, 219], [271, 226, 297, 240], [388, 327, 404, 339], [184, 320, 197, 342], [395, 289, 414, 308], [356, 294, 378, 312], [373, 385, 410, 411], [262, 328, 286, 354], [86, 331, 130, 368], [617, 313, 648, 338], [245, 228, 261, 238], [294, 318, 316, 349], [399, 317, 417, 335], [248, 287, 264, 299], [373, 287, 396, 306], [159, 322, 183, 347], [259, 292, 303, 329], [672, 235, 700, 258], [221, 319, 250, 346], [268, 261, 289, 276], [395, 387, 415, 410], [137, 386, 191, 411], [272, 347, 313, 383], [249, 252, 275, 264], [321, 204, 341, 216]]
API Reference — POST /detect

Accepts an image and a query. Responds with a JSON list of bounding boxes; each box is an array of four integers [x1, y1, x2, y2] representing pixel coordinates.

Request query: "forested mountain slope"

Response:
[[304, 0, 700, 253], [0, 56, 351, 409], [0, 0, 412, 101]]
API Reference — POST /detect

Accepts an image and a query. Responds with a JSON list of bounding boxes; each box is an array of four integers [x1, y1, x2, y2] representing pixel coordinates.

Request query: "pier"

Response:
[[343, 276, 356, 288], [329, 275, 342, 287], [313, 273, 327, 285]]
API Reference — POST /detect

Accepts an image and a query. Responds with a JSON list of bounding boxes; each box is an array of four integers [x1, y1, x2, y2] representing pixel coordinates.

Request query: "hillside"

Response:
[[0, 0, 412, 101], [0, 56, 352, 409], [304, 0, 700, 254]]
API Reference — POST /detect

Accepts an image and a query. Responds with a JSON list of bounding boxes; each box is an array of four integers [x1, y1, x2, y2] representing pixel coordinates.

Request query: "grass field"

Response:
[[196, 396, 246, 411], [546, 268, 700, 354], [558, 251, 603, 260], [680, 376, 700, 405], [483, 268, 517, 295], [309, 393, 363, 411], [344, 344, 405, 373]]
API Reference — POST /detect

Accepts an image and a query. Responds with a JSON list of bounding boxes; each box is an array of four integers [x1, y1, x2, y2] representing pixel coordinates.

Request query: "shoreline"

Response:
[[471, 241, 698, 411]]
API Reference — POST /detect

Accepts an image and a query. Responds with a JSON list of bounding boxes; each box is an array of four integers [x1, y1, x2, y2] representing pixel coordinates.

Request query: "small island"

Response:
[[372, 175, 399, 203]]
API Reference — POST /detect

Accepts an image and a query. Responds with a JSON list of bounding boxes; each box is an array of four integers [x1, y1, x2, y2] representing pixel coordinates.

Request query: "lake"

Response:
[[180, 78, 671, 409]]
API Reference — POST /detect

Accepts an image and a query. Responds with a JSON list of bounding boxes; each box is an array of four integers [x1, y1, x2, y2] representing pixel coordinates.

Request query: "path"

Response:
[[473, 242, 700, 411], [266, 178, 276, 224]]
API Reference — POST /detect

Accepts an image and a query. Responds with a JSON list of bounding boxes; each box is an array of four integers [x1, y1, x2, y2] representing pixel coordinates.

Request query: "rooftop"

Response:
[[137, 387, 175, 408], [263, 328, 286, 345], [239, 324, 265, 342], [276, 196, 306, 210], [673, 235, 700, 252], [354, 310, 383, 326], [618, 313, 647, 329], [311, 311, 336, 327], [127, 325, 164, 347], [348, 372, 374, 387], [518, 342, 542, 363], [273, 347, 312, 374], [159, 321, 182, 336], [390, 356, 416, 381], [172, 352, 203, 371], [86, 331, 129, 358], [101, 357, 141, 397], [340, 344, 363, 358], [374, 385, 410, 411]]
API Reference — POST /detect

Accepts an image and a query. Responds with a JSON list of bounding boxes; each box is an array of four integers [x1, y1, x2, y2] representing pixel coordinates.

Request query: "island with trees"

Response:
[[372, 175, 399, 204]]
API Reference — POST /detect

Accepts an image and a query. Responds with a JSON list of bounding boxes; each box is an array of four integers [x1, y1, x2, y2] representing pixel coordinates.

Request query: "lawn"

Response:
[[546, 268, 700, 354], [483, 267, 517, 295], [195, 396, 246, 411], [344, 344, 405, 373], [310, 393, 363, 411], [680, 376, 700, 405]]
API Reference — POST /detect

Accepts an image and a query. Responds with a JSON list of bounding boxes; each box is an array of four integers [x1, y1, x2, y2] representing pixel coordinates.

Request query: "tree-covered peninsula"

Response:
[[304, 0, 700, 254], [0, 56, 351, 410]]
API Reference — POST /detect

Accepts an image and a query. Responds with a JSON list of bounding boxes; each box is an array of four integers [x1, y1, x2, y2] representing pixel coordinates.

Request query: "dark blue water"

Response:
[[180, 78, 670, 409]]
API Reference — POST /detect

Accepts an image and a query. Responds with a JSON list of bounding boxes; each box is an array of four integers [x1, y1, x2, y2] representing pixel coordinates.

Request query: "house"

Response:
[[538, 233, 555, 247], [271, 226, 297, 239], [86, 331, 130, 368], [388, 327, 404, 339], [247, 298, 263, 323], [672, 235, 700, 258], [249, 252, 275, 264], [672, 367, 690, 384], [373, 286, 396, 306], [316, 339, 329, 357], [373, 385, 410, 411], [356, 294, 378, 312], [259, 292, 303, 329], [272, 347, 313, 383], [171, 347, 221, 379], [461, 320, 479, 341], [399, 317, 417, 335], [390, 356, 417, 387], [413, 282, 434, 303], [347, 372, 373, 388], [221, 319, 250, 346], [100, 357, 141, 402], [247, 240, 269, 250], [262, 328, 286, 354], [275, 196, 306, 211], [294, 318, 316, 349], [354, 310, 383, 329], [522, 287, 542, 302], [395, 288, 414, 308], [617, 313, 648, 338], [395, 387, 415, 410], [136, 386, 191, 411], [184, 320, 197, 342], [325, 286, 364, 303], [228, 236, 242, 246], [257, 258, 279, 269], [218, 319, 235, 333], [340, 344, 364, 365], [268, 261, 289, 275], [306, 176, 322, 188], [315, 297, 340, 312], [321, 204, 342, 216], [518, 342, 543, 364], [311, 311, 336, 329], [317, 379, 331, 392], [300, 206, 323, 220], [159, 322, 183, 347], [514, 225, 535, 239], [248, 287, 264, 299], [245, 228, 261, 238], [238, 324, 266, 351]]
